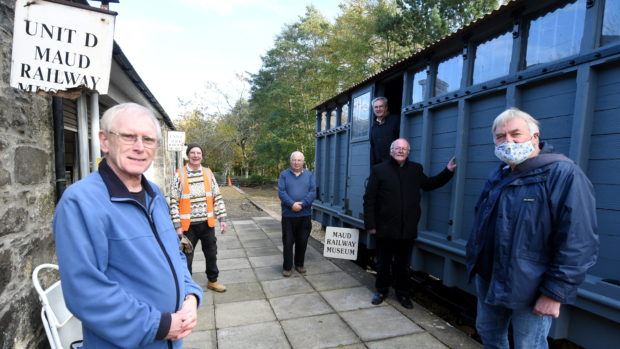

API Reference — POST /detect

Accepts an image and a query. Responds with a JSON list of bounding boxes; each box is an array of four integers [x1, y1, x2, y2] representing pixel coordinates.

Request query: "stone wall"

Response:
[[0, 0, 57, 347]]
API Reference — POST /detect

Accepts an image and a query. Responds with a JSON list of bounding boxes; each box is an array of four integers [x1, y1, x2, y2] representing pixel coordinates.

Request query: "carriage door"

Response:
[[345, 89, 372, 223]]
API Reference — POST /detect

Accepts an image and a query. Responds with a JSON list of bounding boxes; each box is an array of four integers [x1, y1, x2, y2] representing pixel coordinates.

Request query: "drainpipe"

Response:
[[77, 95, 89, 178], [90, 92, 101, 171], [52, 96, 65, 202]]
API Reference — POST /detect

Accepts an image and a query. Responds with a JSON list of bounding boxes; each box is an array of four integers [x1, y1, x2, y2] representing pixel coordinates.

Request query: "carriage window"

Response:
[[436, 55, 463, 96], [329, 110, 337, 128], [411, 70, 426, 103], [320, 111, 327, 131], [351, 92, 371, 138], [601, 0, 620, 46], [526, 0, 586, 67], [473, 32, 512, 84], [340, 103, 349, 125]]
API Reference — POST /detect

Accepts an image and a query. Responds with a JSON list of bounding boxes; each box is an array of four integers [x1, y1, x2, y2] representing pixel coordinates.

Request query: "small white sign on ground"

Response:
[[323, 227, 359, 260], [167, 131, 186, 152]]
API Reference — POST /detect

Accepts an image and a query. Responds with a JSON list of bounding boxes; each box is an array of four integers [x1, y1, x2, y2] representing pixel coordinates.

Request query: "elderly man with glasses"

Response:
[[53, 103, 203, 348], [363, 138, 456, 309]]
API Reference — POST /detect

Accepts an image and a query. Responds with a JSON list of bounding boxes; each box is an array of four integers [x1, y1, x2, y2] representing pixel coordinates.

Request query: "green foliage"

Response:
[[395, 0, 502, 48], [179, 0, 505, 179]]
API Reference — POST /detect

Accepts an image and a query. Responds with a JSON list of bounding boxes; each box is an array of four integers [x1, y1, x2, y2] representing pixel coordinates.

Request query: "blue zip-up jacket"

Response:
[[53, 159, 203, 348], [278, 168, 316, 217], [466, 143, 598, 308]]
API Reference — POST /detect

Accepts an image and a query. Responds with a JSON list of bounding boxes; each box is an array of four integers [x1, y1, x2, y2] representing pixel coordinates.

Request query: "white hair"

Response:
[[100, 103, 161, 140], [492, 108, 540, 138]]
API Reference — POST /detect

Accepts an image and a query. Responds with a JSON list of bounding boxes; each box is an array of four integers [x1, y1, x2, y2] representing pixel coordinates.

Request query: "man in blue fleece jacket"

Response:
[[53, 103, 203, 348]]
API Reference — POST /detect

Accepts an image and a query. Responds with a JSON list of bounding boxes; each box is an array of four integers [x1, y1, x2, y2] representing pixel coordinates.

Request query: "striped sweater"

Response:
[[169, 167, 227, 228]]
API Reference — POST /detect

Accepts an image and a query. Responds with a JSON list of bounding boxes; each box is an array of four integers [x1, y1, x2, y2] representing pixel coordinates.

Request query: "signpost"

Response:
[[10, 0, 116, 95], [323, 227, 359, 260], [167, 131, 186, 152]]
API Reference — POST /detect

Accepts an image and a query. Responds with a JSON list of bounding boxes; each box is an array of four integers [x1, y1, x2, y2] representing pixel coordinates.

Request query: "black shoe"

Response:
[[371, 293, 387, 305], [396, 295, 413, 309]]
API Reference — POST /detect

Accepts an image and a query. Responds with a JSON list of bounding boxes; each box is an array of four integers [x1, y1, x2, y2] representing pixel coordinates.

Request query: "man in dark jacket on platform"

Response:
[[363, 138, 456, 308], [369, 97, 400, 166], [466, 108, 598, 349]]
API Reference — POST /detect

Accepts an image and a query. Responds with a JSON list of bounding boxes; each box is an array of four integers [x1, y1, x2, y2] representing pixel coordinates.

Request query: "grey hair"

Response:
[[389, 138, 410, 151], [290, 151, 305, 161], [492, 108, 540, 138], [372, 96, 388, 106], [100, 103, 162, 140]]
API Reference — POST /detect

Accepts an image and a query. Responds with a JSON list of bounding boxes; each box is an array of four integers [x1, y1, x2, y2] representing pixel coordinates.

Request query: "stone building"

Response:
[[0, 1, 178, 347]]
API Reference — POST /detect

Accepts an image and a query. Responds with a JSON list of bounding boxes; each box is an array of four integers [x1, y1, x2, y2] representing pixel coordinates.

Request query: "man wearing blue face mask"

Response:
[[466, 108, 598, 349]]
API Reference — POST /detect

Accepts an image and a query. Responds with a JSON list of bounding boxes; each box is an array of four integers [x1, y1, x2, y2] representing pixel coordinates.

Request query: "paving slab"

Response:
[[217, 234, 240, 243], [217, 248, 247, 259], [217, 267, 257, 285], [302, 260, 342, 275], [281, 313, 360, 349], [249, 254, 283, 268], [367, 332, 449, 348], [305, 271, 362, 291], [230, 219, 255, 225], [217, 257, 251, 271], [261, 277, 315, 298], [237, 232, 270, 241], [215, 299, 276, 328], [245, 245, 282, 257], [199, 290, 214, 306], [212, 281, 265, 304], [304, 246, 325, 261], [217, 321, 291, 349], [192, 272, 208, 289], [217, 239, 243, 250], [325, 345, 366, 349], [254, 265, 297, 281], [241, 238, 276, 248], [340, 306, 423, 342], [187, 192, 481, 349], [195, 304, 215, 330], [320, 286, 377, 312], [269, 292, 334, 320], [184, 329, 216, 349]]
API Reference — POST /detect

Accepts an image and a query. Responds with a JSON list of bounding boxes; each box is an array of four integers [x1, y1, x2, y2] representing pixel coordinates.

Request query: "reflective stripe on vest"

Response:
[[177, 166, 215, 230]]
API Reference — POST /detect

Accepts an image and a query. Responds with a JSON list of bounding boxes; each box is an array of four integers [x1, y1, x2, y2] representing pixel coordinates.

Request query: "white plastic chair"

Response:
[[32, 264, 83, 349]]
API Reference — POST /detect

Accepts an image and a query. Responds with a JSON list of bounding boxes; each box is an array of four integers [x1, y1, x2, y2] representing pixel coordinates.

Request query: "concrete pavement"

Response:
[[184, 217, 479, 349], [183, 212, 481, 349]]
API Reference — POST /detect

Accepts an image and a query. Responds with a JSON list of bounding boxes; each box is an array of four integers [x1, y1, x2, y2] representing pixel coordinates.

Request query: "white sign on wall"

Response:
[[323, 227, 359, 260], [10, 0, 116, 94], [167, 131, 186, 152]]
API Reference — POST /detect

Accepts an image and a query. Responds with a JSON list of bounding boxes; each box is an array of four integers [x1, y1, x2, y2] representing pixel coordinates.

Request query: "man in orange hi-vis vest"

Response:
[[170, 143, 228, 292]]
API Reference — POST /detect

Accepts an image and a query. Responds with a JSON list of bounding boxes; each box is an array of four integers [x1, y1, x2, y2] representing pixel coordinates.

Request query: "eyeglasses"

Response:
[[392, 147, 410, 152], [108, 131, 159, 149]]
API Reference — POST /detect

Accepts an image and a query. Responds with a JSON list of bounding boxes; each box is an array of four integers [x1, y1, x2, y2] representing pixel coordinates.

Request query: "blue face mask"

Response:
[[494, 140, 535, 166]]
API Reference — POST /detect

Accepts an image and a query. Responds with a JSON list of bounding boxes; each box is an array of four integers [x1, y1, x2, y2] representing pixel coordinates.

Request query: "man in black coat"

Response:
[[369, 97, 400, 166], [363, 138, 456, 308]]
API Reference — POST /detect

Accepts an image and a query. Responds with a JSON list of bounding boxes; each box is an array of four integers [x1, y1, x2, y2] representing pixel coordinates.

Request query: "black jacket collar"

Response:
[[98, 158, 155, 200]]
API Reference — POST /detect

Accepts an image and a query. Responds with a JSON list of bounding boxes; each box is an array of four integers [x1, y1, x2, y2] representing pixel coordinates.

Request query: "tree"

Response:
[[249, 6, 334, 175], [396, 0, 503, 48]]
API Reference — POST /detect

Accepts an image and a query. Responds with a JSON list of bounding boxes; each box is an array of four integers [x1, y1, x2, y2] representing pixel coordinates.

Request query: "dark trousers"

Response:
[[185, 222, 219, 282], [374, 237, 414, 296], [281, 216, 312, 271]]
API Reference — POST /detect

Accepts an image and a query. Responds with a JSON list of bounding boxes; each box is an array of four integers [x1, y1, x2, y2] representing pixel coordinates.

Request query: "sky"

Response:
[[87, 0, 343, 119]]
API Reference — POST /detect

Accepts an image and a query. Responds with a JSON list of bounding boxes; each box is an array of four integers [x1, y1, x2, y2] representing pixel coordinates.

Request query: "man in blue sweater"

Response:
[[278, 151, 316, 277]]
